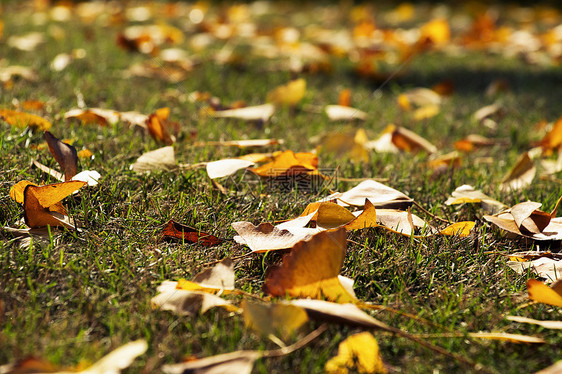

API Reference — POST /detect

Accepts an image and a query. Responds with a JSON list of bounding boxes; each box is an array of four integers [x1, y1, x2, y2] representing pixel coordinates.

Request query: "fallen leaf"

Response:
[[474, 103, 504, 122], [539, 116, 562, 155], [1, 340, 147, 374], [211, 104, 275, 122], [242, 300, 308, 340], [147, 107, 176, 145], [44, 131, 78, 181], [162, 350, 261, 374], [267, 78, 306, 107], [206, 159, 255, 179], [366, 125, 437, 154], [23, 181, 86, 229], [301, 202, 356, 229], [325, 105, 367, 121], [64, 108, 120, 126], [317, 129, 370, 163], [0, 109, 51, 131], [325, 332, 387, 374], [419, 18, 450, 46], [151, 281, 237, 316], [467, 332, 545, 344], [397, 88, 441, 111], [0, 65, 37, 83], [454, 134, 504, 152], [250, 150, 318, 178], [343, 199, 378, 231], [130, 146, 177, 173], [8, 32, 44, 51], [506, 316, 562, 330], [338, 89, 352, 107], [527, 279, 562, 307], [161, 220, 222, 247], [412, 104, 440, 121], [319, 179, 413, 209], [161, 325, 327, 374], [285, 299, 390, 330], [445, 185, 506, 214], [10, 181, 38, 204], [178, 258, 235, 292], [500, 152, 536, 192], [263, 228, 356, 303], [71, 170, 101, 187], [232, 221, 318, 253]]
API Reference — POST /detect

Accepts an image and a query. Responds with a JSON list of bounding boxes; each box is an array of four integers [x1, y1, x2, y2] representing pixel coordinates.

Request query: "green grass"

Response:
[[1, 1, 562, 373]]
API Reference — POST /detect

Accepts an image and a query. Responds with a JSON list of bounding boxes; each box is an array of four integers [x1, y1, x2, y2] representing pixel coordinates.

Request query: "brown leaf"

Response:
[[539, 116, 562, 155], [64, 108, 120, 126], [500, 152, 536, 192], [162, 220, 222, 247], [44, 131, 78, 181]]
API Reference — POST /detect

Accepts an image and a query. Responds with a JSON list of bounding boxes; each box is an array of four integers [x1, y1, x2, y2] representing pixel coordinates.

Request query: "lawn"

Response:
[[1, 1, 561, 373]]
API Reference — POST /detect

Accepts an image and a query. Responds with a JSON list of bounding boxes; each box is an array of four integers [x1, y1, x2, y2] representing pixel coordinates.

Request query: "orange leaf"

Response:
[[10, 180, 38, 204], [147, 107, 176, 145], [527, 279, 562, 307], [263, 228, 356, 303], [23, 181, 86, 229], [250, 150, 317, 177]]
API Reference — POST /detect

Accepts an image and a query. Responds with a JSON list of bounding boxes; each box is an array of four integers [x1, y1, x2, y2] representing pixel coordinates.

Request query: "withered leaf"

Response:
[[162, 220, 222, 247], [263, 228, 356, 303], [44, 131, 78, 181], [241, 300, 308, 340]]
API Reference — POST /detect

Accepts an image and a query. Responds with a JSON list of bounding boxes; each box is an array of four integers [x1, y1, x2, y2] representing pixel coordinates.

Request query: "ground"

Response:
[[1, 2, 561, 373]]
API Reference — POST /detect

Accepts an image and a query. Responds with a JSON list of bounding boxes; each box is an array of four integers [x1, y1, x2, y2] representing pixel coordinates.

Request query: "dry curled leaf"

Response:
[[147, 107, 177, 145], [445, 185, 506, 214], [319, 179, 413, 209], [130, 146, 177, 173], [23, 181, 86, 229], [232, 221, 318, 253], [500, 152, 536, 192], [161, 220, 222, 247], [44, 131, 78, 181]]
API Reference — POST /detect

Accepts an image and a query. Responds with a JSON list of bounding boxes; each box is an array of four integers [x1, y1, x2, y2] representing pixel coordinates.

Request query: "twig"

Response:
[[412, 200, 451, 224], [262, 324, 328, 358]]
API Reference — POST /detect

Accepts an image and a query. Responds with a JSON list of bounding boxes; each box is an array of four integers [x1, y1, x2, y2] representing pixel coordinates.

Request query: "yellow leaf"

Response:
[[325, 332, 386, 374], [301, 202, 356, 229], [250, 150, 317, 177], [413, 104, 440, 121], [527, 279, 562, 307], [241, 300, 308, 340], [267, 78, 306, 106], [263, 229, 356, 303], [343, 199, 378, 231], [438, 221, 475, 237], [0, 109, 51, 131], [419, 19, 450, 45], [10, 180, 38, 204]]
